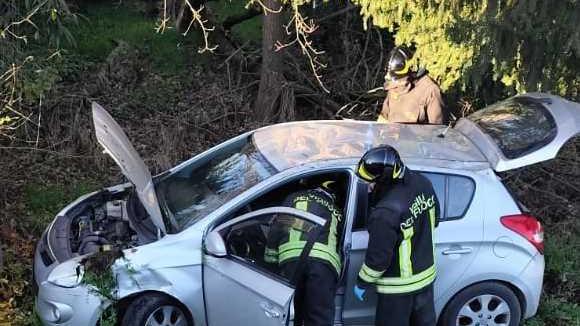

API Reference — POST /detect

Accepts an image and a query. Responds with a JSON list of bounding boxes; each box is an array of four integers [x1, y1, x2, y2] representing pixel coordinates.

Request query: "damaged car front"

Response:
[[34, 103, 197, 325], [34, 102, 274, 325]]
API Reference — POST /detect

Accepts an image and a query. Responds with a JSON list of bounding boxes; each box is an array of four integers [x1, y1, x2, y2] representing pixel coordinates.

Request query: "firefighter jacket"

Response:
[[357, 171, 440, 294], [378, 72, 445, 124], [264, 188, 343, 276]]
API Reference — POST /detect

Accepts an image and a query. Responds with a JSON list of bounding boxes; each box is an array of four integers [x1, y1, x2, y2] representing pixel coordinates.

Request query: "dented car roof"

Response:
[[252, 120, 488, 171]]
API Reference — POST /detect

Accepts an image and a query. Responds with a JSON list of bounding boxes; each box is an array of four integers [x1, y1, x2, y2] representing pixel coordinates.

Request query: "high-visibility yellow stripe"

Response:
[[278, 243, 341, 274], [399, 227, 414, 278], [376, 270, 435, 294], [358, 263, 385, 283], [392, 163, 402, 179], [376, 265, 435, 286], [392, 60, 409, 75], [377, 115, 388, 123], [264, 248, 279, 263], [429, 207, 436, 263], [357, 164, 375, 182]]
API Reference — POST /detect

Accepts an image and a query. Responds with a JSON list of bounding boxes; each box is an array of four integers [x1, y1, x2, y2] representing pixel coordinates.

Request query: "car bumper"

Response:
[[517, 252, 544, 318], [36, 281, 104, 326]]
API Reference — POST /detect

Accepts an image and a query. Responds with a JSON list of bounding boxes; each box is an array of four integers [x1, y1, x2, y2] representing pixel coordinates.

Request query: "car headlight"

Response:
[[47, 259, 84, 288]]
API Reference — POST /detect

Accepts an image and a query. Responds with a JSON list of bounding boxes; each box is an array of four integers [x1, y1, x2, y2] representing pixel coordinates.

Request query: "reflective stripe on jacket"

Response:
[[265, 189, 343, 275], [357, 171, 440, 294]]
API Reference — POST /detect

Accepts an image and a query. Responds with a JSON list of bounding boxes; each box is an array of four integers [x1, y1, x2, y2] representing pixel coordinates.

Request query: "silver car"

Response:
[[34, 93, 580, 326]]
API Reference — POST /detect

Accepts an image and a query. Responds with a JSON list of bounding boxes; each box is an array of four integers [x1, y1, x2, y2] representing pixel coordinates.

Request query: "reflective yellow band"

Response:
[[264, 248, 278, 263], [376, 270, 435, 294], [357, 164, 375, 182], [398, 227, 414, 278], [377, 115, 388, 123], [392, 163, 402, 179], [429, 207, 436, 263], [376, 265, 436, 286], [278, 242, 341, 274], [358, 263, 385, 283], [393, 61, 409, 75]]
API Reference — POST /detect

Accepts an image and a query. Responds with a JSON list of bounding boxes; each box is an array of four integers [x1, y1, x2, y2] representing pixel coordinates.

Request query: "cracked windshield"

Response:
[[155, 136, 275, 232]]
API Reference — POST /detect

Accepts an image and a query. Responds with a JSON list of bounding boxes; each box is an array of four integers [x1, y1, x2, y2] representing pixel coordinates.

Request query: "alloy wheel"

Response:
[[145, 305, 187, 326], [456, 294, 511, 326]]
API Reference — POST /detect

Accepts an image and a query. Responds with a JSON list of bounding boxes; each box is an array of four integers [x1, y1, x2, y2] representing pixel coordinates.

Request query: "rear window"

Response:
[[424, 173, 475, 221], [446, 176, 475, 219], [467, 97, 557, 159]]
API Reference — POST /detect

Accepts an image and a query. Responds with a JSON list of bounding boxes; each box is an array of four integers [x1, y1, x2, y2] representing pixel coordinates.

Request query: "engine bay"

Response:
[[39, 187, 159, 265], [69, 198, 138, 255]]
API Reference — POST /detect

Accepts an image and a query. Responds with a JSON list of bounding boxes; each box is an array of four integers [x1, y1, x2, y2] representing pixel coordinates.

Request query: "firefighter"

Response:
[[353, 145, 440, 326], [265, 181, 343, 326], [377, 46, 446, 124]]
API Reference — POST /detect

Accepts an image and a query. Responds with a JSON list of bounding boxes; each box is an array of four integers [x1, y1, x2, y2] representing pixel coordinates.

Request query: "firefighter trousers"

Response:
[[375, 283, 436, 326], [284, 259, 338, 326]]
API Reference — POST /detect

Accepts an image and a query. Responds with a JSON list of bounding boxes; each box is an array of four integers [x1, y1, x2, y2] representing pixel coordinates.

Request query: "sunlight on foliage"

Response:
[[350, 0, 580, 99]]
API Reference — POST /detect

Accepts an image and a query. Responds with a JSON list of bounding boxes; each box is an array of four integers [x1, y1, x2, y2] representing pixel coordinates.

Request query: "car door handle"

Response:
[[442, 247, 472, 255], [260, 302, 281, 319]]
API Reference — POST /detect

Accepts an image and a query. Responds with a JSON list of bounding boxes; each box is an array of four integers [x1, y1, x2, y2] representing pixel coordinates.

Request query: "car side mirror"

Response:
[[205, 230, 227, 257]]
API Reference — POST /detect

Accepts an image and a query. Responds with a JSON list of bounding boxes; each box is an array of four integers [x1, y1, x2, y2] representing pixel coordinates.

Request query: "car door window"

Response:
[[352, 172, 475, 228], [446, 175, 475, 219], [423, 173, 446, 219], [219, 211, 321, 282]]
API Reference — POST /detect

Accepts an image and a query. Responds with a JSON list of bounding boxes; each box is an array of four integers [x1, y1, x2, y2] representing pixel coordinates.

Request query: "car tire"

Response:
[[121, 293, 191, 326], [439, 282, 522, 326]]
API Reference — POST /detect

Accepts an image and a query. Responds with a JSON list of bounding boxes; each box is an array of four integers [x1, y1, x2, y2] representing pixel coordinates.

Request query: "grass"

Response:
[[67, 2, 197, 74], [0, 180, 99, 325], [208, 0, 262, 41], [523, 227, 580, 325], [23, 181, 98, 235]]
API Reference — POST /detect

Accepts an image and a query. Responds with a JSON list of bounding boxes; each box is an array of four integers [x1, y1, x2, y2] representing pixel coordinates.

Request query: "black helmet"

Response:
[[356, 145, 406, 183], [386, 46, 412, 80]]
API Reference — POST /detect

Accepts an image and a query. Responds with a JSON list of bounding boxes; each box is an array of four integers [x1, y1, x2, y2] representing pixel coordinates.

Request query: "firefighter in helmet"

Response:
[[353, 145, 440, 326], [265, 180, 343, 326], [378, 46, 446, 124]]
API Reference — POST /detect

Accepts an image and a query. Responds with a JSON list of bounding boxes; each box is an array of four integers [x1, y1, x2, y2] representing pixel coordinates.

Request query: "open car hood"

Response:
[[92, 102, 166, 235]]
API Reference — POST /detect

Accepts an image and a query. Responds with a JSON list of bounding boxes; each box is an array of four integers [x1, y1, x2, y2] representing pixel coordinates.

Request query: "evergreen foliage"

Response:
[[349, 0, 580, 101]]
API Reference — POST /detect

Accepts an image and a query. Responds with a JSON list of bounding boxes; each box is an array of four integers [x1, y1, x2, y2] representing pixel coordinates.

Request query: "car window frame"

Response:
[[466, 96, 558, 160], [351, 171, 476, 229], [441, 173, 476, 221], [212, 207, 326, 288], [204, 166, 358, 283]]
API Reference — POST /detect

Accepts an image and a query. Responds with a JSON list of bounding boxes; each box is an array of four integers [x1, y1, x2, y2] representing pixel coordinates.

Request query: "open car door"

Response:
[[455, 93, 580, 172], [203, 207, 326, 326]]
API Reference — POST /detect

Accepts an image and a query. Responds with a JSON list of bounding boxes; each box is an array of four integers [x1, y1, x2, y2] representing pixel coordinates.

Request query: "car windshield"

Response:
[[155, 135, 276, 232], [467, 97, 557, 159]]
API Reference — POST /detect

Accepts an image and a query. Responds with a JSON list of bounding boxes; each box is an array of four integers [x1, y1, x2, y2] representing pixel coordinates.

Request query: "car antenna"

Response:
[[438, 113, 457, 138], [438, 123, 452, 138]]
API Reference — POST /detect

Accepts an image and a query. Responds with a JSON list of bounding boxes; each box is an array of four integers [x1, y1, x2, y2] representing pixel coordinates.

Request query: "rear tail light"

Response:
[[501, 214, 544, 254]]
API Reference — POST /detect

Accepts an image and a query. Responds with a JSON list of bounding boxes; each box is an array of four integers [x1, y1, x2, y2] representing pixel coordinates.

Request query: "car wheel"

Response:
[[122, 293, 191, 326], [439, 282, 521, 326]]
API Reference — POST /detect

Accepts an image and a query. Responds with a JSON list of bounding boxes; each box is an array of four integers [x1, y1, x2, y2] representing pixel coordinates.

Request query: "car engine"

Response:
[[69, 199, 139, 255]]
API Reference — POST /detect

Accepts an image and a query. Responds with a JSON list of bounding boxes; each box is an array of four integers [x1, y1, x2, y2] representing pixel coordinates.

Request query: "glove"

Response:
[[353, 285, 367, 302]]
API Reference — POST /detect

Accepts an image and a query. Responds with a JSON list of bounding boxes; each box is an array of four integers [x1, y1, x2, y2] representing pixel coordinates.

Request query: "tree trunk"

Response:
[[254, 0, 286, 123]]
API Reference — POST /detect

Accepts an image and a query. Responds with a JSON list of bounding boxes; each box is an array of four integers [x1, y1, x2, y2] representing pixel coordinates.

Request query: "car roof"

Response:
[[252, 120, 489, 171]]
